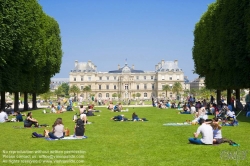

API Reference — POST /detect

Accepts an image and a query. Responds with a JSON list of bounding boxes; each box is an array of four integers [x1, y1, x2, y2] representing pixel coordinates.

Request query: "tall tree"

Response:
[[69, 85, 80, 101], [193, 0, 250, 90], [162, 85, 171, 98], [172, 82, 183, 98], [83, 86, 91, 100]]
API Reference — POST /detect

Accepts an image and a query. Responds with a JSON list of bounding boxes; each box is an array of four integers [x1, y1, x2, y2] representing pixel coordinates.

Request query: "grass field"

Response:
[[0, 106, 249, 166]]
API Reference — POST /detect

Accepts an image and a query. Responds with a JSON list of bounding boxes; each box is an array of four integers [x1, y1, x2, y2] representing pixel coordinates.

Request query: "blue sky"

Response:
[[39, 0, 215, 81]]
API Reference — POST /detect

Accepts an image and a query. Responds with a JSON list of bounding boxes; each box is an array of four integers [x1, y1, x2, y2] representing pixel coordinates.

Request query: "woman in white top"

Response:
[[211, 118, 223, 144], [48, 118, 64, 139], [190, 103, 196, 114], [51, 104, 56, 113]]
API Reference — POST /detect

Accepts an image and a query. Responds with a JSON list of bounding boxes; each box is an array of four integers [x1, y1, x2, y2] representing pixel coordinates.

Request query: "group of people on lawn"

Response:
[[0, 95, 239, 142], [107, 102, 123, 112]]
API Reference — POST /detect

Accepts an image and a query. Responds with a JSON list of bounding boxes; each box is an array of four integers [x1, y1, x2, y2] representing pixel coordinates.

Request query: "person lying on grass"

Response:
[[188, 118, 213, 145], [111, 115, 128, 121], [24, 112, 39, 127], [132, 112, 147, 121]]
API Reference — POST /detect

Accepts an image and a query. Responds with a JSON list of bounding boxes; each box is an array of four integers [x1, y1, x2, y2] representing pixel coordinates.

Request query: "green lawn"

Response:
[[0, 106, 249, 166]]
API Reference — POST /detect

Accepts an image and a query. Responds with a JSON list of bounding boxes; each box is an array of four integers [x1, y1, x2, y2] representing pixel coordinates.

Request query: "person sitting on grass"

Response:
[[16, 111, 23, 122], [24, 112, 39, 127], [190, 103, 196, 114], [75, 118, 85, 137], [0, 109, 9, 123], [177, 102, 181, 110], [50, 104, 56, 113], [111, 115, 128, 121], [211, 118, 223, 144], [179, 104, 190, 114], [107, 102, 114, 111], [79, 105, 86, 115], [114, 103, 123, 112], [80, 112, 88, 124], [48, 118, 65, 139], [188, 118, 213, 145]]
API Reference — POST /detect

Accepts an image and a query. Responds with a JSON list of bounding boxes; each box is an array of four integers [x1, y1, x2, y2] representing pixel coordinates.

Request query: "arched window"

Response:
[[98, 93, 102, 97]]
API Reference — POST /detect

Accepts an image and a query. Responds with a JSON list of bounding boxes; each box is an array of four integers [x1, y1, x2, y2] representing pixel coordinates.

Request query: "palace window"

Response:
[[99, 85, 101, 90], [114, 85, 116, 90], [74, 77, 76, 81], [106, 85, 109, 90], [144, 93, 147, 97]]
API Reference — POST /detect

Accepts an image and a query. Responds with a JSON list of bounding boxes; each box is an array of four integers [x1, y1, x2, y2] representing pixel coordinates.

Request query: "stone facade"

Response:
[[69, 60, 185, 100], [189, 77, 205, 89]]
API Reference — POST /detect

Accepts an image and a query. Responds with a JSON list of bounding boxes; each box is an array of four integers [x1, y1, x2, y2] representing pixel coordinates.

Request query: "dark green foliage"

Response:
[[193, 0, 250, 89], [0, 0, 62, 95]]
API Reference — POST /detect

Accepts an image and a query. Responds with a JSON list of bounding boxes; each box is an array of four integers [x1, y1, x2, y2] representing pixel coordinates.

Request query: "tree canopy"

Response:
[[193, 0, 250, 89], [0, 0, 62, 98]]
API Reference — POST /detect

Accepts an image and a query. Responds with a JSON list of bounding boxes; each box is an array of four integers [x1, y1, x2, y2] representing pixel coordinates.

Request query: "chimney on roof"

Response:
[[132, 64, 134, 70], [118, 64, 120, 70], [87, 60, 91, 68], [155, 65, 158, 71], [174, 60, 178, 66], [75, 60, 78, 67], [161, 60, 164, 66], [158, 62, 161, 69]]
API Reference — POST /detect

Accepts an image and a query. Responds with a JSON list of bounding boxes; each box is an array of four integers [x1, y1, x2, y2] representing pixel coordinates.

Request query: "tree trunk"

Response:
[[23, 92, 29, 111], [32, 93, 37, 109], [235, 89, 240, 112], [227, 89, 231, 105], [1, 91, 5, 110], [216, 90, 221, 105], [14, 92, 19, 112], [235, 89, 240, 101]]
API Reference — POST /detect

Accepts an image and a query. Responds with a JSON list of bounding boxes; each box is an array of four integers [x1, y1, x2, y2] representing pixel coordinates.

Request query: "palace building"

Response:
[[69, 60, 185, 100]]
